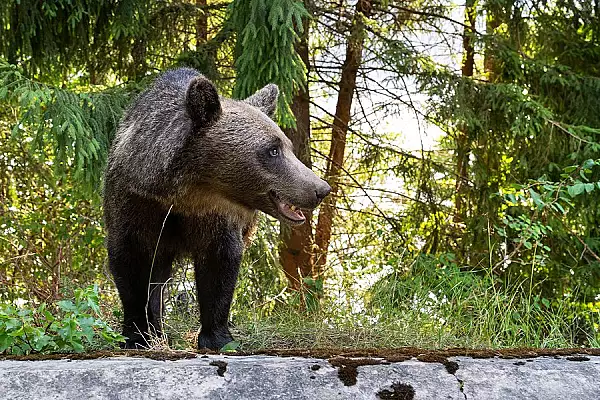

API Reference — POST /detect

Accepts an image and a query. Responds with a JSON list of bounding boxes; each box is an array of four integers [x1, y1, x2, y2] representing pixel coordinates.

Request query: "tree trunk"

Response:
[[280, 13, 314, 290], [484, 1, 502, 80], [314, 0, 372, 276], [454, 0, 476, 226], [196, 0, 208, 44]]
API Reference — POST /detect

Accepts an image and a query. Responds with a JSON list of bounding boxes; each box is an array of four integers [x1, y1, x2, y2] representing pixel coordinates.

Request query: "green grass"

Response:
[[157, 273, 600, 352], [153, 251, 600, 352], [158, 306, 598, 352], [6, 253, 596, 355]]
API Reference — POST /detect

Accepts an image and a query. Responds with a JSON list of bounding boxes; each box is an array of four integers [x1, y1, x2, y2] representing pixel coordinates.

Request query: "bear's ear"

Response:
[[245, 84, 279, 118], [186, 76, 222, 127]]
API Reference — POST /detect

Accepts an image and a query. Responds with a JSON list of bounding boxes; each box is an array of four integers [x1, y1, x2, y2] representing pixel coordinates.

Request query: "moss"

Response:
[[209, 360, 227, 376], [0, 349, 198, 362], [228, 346, 600, 361], [377, 382, 415, 400], [566, 356, 590, 361], [3, 346, 599, 364], [443, 360, 459, 374], [328, 357, 384, 386]]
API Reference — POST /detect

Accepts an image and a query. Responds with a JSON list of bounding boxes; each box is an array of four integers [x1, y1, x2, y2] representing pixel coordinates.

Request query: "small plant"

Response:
[[300, 277, 324, 313], [0, 285, 125, 355]]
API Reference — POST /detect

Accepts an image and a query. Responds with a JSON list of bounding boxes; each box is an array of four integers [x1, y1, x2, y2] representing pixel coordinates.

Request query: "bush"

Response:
[[0, 285, 124, 355]]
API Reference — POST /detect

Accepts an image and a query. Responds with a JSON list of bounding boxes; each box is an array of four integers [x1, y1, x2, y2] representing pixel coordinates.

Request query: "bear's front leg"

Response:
[[194, 227, 243, 350]]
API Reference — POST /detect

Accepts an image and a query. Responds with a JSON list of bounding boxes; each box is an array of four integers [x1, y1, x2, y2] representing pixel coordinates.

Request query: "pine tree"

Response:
[[425, 0, 600, 295], [314, 0, 373, 274], [279, 0, 315, 290], [230, 0, 308, 127]]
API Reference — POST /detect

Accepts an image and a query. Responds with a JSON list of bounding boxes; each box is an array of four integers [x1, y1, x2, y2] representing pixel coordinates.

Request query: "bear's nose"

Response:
[[315, 181, 331, 203]]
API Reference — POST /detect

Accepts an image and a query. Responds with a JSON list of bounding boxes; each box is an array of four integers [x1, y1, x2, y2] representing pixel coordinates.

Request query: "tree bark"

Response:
[[314, 0, 372, 276], [196, 0, 208, 44], [483, 1, 502, 203], [454, 0, 476, 225], [280, 12, 314, 290], [484, 1, 502, 79]]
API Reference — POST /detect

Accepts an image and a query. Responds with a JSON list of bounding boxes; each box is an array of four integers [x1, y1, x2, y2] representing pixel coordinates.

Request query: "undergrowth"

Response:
[[2, 253, 598, 355], [0, 285, 124, 355], [158, 253, 600, 351]]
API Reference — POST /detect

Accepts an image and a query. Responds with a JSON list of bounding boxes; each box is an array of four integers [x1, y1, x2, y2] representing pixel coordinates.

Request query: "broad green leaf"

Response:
[[220, 341, 240, 352], [567, 183, 586, 197]]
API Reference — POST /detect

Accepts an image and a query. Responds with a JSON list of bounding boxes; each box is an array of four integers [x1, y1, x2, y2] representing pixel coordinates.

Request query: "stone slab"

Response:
[[0, 353, 598, 399]]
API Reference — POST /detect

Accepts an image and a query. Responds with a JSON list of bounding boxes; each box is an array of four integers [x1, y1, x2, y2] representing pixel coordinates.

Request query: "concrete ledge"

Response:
[[1, 353, 599, 399]]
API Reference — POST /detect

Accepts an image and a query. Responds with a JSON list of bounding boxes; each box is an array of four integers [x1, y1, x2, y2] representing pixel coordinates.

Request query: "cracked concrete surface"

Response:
[[0, 354, 599, 399], [453, 356, 600, 400]]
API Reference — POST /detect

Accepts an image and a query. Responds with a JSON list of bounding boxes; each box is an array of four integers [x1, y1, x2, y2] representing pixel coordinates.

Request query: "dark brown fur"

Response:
[[103, 68, 329, 350]]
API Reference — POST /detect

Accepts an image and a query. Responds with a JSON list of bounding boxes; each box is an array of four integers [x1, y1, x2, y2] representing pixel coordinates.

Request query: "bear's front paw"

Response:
[[197, 329, 234, 351]]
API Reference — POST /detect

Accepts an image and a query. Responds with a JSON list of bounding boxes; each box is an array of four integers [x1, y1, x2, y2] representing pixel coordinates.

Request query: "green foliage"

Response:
[[230, 0, 308, 127], [0, 285, 125, 355], [0, 102, 108, 302], [0, 0, 150, 80], [369, 253, 598, 347], [233, 215, 287, 317], [495, 158, 600, 298], [0, 0, 202, 82], [416, 0, 600, 304], [299, 277, 324, 313], [176, 23, 235, 83], [219, 340, 241, 352], [0, 61, 134, 186], [1, 0, 600, 352]]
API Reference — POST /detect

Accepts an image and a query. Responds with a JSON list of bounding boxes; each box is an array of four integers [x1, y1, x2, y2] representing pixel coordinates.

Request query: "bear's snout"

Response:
[[315, 180, 331, 204]]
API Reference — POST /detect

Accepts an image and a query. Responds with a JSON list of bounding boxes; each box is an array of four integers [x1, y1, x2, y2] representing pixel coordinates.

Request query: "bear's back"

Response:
[[106, 69, 204, 197], [151, 68, 200, 92]]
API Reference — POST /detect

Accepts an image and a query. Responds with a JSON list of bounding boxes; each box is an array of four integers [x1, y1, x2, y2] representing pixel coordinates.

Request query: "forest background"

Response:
[[1, 0, 600, 354]]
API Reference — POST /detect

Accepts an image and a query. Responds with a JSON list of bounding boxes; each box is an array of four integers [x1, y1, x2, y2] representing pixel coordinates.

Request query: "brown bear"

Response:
[[103, 68, 330, 350]]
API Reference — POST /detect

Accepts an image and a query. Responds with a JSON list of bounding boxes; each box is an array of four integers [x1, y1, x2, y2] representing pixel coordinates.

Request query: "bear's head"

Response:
[[183, 76, 331, 225]]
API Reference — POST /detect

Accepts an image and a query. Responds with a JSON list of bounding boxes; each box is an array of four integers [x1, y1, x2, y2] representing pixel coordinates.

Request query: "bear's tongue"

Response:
[[277, 201, 305, 222]]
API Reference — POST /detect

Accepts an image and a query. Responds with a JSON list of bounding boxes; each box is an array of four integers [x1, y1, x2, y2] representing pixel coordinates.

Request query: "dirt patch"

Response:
[[415, 353, 457, 374], [377, 382, 415, 400], [329, 357, 385, 386], [336, 364, 357, 386], [443, 360, 459, 374], [415, 353, 447, 363], [209, 360, 227, 376]]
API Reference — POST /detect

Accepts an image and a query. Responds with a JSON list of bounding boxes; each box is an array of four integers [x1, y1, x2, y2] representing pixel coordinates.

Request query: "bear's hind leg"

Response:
[[109, 239, 173, 349], [194, 228, 243, 350]]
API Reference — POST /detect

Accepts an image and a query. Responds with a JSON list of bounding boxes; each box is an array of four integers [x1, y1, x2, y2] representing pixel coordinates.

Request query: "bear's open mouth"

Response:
[[268, 190, 306, 224]]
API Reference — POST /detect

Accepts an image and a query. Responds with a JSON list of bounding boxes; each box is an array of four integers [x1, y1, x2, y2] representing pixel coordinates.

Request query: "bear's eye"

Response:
[[269, 147, 279, 157]]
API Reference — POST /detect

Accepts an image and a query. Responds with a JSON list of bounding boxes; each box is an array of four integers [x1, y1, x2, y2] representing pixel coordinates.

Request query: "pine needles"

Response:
[[0, 61, 134, 188]]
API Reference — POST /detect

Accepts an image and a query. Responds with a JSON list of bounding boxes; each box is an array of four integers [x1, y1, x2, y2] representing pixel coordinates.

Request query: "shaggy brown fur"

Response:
[[103, 68, 330, 350]]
